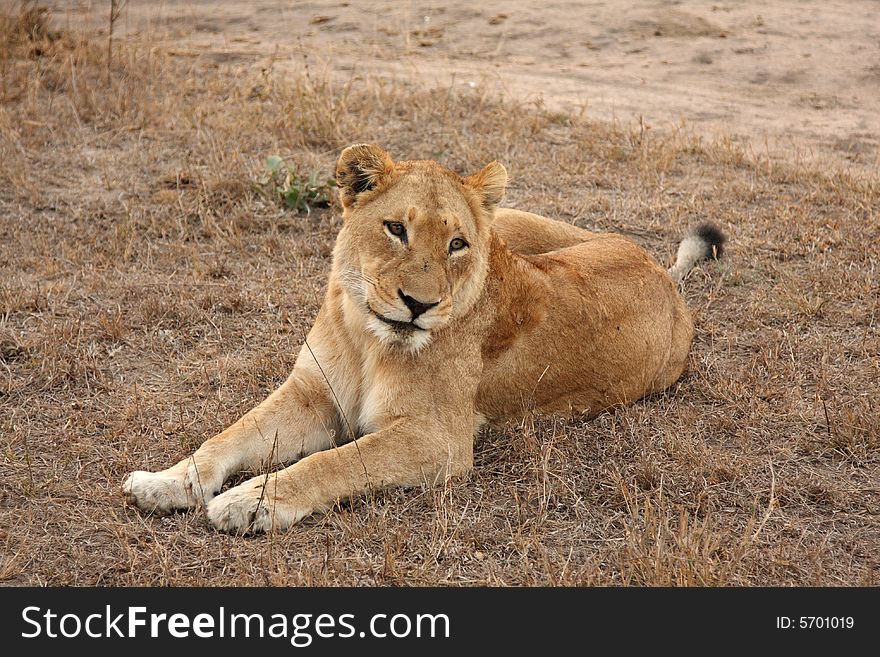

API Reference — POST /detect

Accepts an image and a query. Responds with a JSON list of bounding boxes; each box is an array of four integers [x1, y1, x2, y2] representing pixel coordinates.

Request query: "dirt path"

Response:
[[62, 0, 880, 166]]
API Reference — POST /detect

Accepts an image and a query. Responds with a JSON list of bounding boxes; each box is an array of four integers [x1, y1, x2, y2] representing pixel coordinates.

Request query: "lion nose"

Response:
[[398, 290, 439, 319]]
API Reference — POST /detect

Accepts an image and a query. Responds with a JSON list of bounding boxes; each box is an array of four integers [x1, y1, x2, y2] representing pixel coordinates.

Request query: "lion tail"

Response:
[[668, 222, 726, 284]]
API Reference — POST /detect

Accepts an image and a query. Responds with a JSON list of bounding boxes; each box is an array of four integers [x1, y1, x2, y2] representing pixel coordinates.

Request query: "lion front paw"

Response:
[[205, 479, 272, 534], [206, 476, 309, 534], [123, 459, 224, 515], [183, 461, 222, 507], [123, 470, 192, 514]]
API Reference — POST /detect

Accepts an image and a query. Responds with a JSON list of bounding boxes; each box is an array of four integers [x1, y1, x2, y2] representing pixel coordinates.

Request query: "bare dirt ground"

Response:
[[109, 0, 880, 169], [0, 2, 878, 586]]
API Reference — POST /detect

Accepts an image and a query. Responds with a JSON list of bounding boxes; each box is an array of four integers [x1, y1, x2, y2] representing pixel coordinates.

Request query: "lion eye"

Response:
[[449, 237, 468, 253], [385, 221, 406, 237], [384, 222, 407, 242]]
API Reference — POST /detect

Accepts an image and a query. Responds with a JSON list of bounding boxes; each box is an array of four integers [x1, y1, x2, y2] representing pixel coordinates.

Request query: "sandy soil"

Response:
[[67, 0, 880, 169]]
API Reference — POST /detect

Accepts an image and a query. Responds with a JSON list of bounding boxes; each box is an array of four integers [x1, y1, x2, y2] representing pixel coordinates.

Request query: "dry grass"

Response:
[[1, 4, 878, 586]]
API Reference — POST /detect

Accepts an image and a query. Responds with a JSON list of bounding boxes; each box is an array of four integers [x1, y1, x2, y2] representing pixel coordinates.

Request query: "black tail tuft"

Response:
[[694, 222, 726, 260]]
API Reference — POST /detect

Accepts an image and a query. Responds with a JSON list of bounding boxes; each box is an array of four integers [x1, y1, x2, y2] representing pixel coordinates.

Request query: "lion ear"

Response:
[[335, 144, 394, 208], [465, 161, 507, 213]]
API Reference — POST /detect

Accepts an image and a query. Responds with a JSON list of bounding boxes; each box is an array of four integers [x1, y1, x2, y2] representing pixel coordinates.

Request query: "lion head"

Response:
[[332, 144, 507, 352]]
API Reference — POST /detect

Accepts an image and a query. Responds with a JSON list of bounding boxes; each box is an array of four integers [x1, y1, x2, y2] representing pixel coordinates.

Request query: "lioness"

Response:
[[123, 144, 724, 533]]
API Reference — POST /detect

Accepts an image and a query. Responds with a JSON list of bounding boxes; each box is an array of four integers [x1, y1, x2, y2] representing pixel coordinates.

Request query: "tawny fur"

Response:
[[123, 144, 717, 534]]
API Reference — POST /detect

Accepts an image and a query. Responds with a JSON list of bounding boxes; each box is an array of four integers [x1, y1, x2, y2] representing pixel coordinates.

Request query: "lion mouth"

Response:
[[369, 307, 424, 332]]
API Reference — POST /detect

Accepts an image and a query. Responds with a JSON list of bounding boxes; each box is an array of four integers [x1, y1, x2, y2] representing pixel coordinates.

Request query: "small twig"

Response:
[[250, 428, 279, 533], [271, 450, 280, 530], [107, 1, 115, 86], [859, 299, 875, 355], [821, 398, 833, 443], [188, 455, 207, 508], [751, 457, 777, 542], [23, 432, 35, 494]]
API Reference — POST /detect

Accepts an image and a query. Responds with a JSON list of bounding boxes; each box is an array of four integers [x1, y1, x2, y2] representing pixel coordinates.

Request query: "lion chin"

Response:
[[364, 311, 434, 353], [122, 142, 724, 535]]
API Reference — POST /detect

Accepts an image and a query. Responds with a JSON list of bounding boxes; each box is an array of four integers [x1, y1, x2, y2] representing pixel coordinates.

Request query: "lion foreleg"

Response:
[[206, 419, 472, 533], [123, 351, 339, 514]]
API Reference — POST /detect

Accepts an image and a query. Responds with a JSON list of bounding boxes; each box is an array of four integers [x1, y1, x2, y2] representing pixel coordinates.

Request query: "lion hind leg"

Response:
[[492, 209, 598, 255]]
